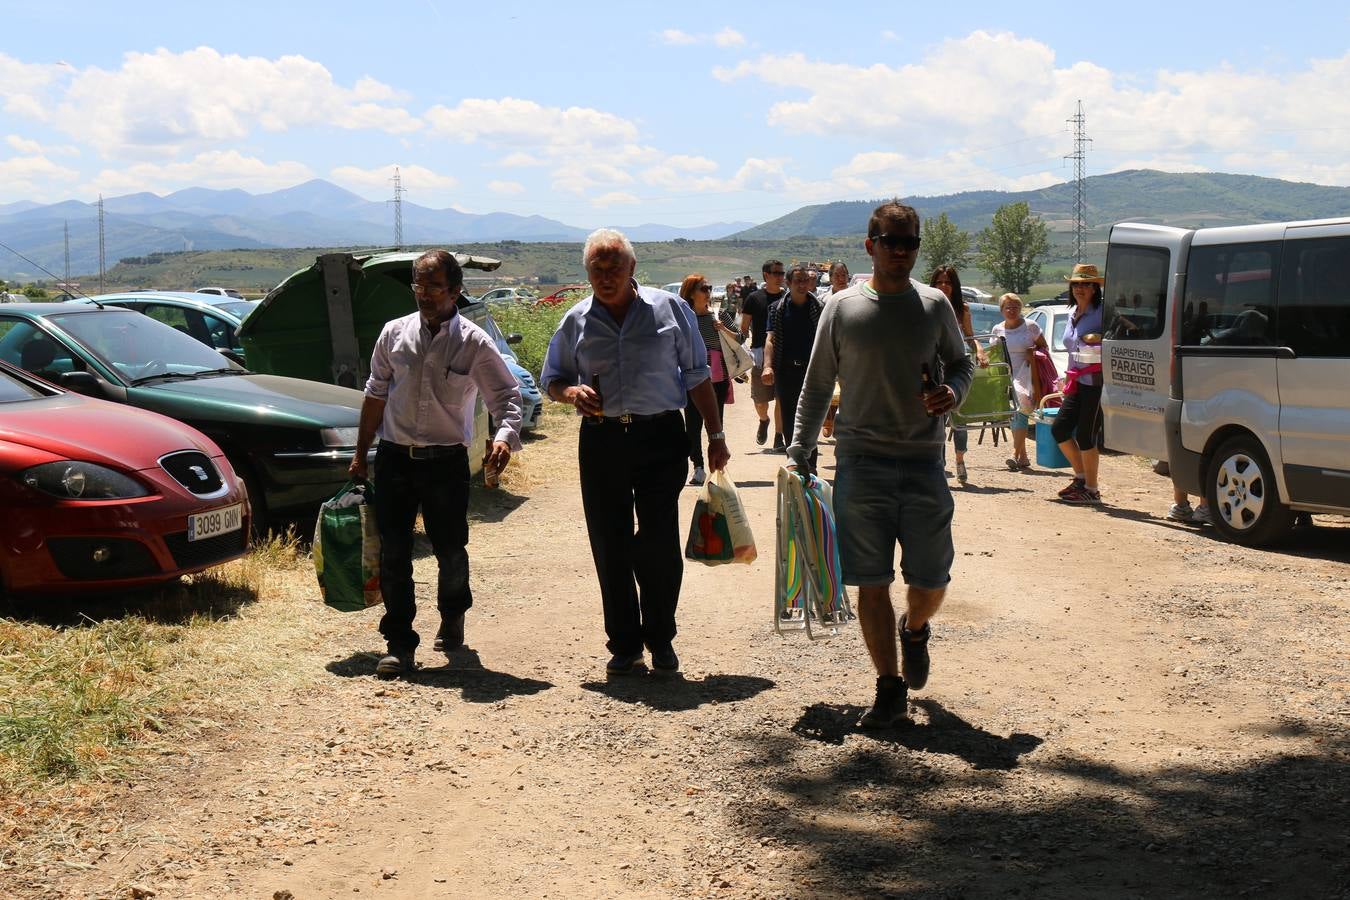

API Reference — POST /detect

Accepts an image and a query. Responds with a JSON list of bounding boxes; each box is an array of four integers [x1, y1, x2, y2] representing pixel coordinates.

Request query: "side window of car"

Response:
[[0, 320, 82, 381], [143, 304, 192, 334], [1278, 235, 1350, 358], [1184, 242, 1279, 346], [1104, 245, 1169, 341], [203, 313, 239, 352]]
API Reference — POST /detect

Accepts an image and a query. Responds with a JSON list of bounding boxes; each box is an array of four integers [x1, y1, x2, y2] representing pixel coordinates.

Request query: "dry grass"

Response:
[[0, 528, 346, 878]]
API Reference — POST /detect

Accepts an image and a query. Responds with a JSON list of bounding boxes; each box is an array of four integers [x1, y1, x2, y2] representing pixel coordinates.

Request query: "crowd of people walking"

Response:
[[349, 202, 1121, 726]]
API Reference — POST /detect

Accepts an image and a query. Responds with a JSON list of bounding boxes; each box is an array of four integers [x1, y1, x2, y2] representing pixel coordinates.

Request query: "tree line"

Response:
[[921, 202, 1050, 294]]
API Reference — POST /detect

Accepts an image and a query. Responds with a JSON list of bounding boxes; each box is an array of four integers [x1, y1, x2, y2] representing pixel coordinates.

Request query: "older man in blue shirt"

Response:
[[543, 229, 731, 675]]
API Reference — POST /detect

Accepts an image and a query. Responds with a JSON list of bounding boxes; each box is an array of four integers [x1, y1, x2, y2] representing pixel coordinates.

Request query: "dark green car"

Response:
[[0, 302, 368, 528]]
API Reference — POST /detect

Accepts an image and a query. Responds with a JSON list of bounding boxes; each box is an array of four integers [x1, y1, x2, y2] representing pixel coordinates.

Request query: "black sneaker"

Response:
[[605, 651, 646, 675], [859, 675, 908, 729], [755, 419, 769, 446], [898, 614, 931, 690], [650, 646, 680, 674], [433, 613, 465, 653], [773, 434, 786, 453], [375, 651, 414, 679]]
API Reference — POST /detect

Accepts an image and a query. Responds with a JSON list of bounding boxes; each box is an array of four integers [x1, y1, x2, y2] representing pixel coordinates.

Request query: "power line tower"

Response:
[[1065, 100, 1092, 263], [391, 167, 404, 250], [97, 195, 106, 294], [63, 221, 70, 287]]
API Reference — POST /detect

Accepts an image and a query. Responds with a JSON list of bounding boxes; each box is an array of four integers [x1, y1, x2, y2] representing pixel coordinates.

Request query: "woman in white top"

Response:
[[990, 293, 1048, 470]]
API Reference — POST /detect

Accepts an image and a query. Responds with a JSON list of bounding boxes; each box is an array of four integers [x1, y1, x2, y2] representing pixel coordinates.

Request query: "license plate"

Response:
[[188, 503, 243, 542]]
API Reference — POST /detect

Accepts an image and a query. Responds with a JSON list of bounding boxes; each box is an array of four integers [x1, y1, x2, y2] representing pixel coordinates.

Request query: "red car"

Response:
[[0, 361, 250, 597], [535, 284, 590, 307]]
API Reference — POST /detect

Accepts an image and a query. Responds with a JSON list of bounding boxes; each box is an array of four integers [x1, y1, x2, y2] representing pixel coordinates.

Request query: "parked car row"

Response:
[[2, 253, 557, 597]]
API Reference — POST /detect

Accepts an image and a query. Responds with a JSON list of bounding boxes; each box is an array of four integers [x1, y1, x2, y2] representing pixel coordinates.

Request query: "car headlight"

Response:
[[20, 461, 150, 499], [320, 427, 360, 448]]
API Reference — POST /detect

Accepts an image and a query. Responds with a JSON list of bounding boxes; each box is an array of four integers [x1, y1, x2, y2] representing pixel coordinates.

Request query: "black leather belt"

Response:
[[582, 411, 680, 426], [379, 440, 466, 460]]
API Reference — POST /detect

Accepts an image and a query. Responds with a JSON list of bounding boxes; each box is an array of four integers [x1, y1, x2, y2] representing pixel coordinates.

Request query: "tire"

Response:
[[1204, 434, 1293, 546], [226, 455, 267, 540]]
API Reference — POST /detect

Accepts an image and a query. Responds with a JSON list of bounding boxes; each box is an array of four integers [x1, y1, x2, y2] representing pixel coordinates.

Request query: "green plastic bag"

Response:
[[313, 480, 383, 612]]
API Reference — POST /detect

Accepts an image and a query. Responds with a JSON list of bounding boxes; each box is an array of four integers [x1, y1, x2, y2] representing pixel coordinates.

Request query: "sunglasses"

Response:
[[696, 284, 712, 292], [765, 269, 786, 276], [870, 233, 921, 252]]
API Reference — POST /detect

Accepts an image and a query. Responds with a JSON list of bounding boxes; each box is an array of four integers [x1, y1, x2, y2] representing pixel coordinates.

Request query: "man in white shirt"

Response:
[[350, 250, 523, 678]]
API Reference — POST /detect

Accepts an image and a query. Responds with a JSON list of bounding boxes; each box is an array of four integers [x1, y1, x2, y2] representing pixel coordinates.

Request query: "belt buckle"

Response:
[[618, 413, 633, 425], [408, 445, 428, 459]]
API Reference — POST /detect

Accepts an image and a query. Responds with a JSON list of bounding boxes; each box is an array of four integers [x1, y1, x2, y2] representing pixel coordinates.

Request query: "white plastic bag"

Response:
[[684, 469, 756, 565]]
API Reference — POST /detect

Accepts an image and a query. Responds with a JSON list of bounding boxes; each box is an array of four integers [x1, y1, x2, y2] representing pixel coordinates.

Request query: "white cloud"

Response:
[[660, 29, 698, 46], [6, 135, 43, 155], [0, 53, 65, 120], [713, 28, 746, 48], [0, 154, 81, 203], [7, 47, 419, 159], [592, 192, 641, 208], [660, 26, 745, 48], [488, 180, 526, 195], [497, 151, 547, 168], [81, 150, 314, 196], [715, 32, 1350, 190], [425, 97, 638, 148], [330, 163, 458, 199]]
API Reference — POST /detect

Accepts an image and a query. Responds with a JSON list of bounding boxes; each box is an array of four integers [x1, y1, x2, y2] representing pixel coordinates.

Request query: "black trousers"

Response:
[[578, 412, 687, 656], [374, 444, 472, 654], [684, 378, 729, 466], [1051, 383, 1103, 450], [775, 364, 818, 465]]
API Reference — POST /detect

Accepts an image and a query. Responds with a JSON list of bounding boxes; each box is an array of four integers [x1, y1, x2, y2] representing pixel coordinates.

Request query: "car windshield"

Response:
[[217, 300, 259, 319], [969, 303, 1002, 335], [47, 309, 238, 382]]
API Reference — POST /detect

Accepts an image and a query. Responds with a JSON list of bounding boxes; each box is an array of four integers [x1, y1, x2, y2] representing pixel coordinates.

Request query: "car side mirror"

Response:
[[506, 332, 523, 345], [60, 370, 102, 396]]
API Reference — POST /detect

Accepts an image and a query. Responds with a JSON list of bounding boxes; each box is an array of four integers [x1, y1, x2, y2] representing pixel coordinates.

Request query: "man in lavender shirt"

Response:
[[350, 250, 522, 678]]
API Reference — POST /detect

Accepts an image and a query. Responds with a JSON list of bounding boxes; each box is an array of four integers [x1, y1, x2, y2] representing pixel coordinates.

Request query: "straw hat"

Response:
[[1065, 263, 1105, 284]]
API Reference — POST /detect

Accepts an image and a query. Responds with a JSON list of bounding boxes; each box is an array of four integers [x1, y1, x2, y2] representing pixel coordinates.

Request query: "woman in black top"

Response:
[[679, 273, 742, 485], [929, 265, 988, 484]]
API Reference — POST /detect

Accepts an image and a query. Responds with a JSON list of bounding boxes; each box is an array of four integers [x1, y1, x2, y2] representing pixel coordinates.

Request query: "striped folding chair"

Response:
[[774, 466, 855, 638]]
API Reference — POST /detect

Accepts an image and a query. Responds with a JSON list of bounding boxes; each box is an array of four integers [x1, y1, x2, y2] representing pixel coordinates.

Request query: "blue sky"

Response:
[[3, 0, 1348, 228]]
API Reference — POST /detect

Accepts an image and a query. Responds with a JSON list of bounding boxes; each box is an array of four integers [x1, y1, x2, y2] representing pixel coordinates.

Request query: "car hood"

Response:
[[139, 373, 363, 427], [0, 393, 220, 471]]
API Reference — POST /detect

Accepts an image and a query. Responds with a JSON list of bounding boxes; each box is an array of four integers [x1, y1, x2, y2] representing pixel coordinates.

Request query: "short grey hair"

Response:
[[582, 228, 636, 267]]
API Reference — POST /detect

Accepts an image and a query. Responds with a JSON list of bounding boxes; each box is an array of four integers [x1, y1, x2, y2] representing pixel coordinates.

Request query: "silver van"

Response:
[[1102, 218, 1350, 545]]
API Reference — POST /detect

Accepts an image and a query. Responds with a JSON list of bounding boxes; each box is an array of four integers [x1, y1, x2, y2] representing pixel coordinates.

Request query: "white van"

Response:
[[1102, 218, 1350, 545]]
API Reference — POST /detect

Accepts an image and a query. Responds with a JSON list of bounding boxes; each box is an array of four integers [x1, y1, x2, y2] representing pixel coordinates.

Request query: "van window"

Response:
[[1182, 242, 1278, 346], [1103, 245, 1169, 340], [1278, 236, 1350, 358]]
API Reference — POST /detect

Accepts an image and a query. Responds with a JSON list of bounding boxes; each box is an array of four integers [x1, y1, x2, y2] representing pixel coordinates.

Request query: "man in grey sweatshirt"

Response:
[[787, 200, 975, 728]]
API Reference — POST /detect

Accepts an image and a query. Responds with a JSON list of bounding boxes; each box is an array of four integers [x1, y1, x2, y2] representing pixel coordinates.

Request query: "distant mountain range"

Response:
[[5, 170, 1349, 282], [732, 170, 1350, 240], [0, 180, 753, 280]]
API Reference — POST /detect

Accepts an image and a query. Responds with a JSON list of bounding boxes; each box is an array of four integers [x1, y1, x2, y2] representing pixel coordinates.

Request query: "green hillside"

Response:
[[734, 170, 1350, 239]]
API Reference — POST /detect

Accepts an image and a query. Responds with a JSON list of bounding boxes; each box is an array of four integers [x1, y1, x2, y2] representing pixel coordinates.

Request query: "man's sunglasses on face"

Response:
[[765, 269, 786, 277], [870, 233, 921, 252]]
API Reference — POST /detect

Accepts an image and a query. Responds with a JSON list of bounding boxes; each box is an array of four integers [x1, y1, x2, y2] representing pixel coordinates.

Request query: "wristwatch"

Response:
[[707, 431, 726, 441]]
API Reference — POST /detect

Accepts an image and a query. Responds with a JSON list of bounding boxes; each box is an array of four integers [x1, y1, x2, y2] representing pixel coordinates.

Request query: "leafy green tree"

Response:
[[976, 202, 1050, 293], [21, 284, 49, 300], [920, 213, 972, 277]]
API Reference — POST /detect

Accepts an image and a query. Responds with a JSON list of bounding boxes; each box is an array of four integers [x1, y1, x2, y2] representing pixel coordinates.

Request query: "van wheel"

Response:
[[1205, 435, 1293, 546]]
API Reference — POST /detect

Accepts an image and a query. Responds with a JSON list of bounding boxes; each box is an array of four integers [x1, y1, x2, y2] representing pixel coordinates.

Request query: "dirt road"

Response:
[[38, 396, 1350, 899]]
